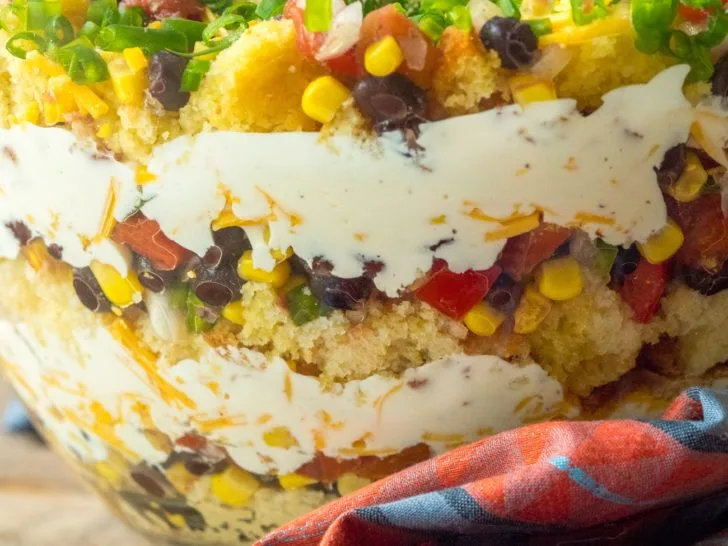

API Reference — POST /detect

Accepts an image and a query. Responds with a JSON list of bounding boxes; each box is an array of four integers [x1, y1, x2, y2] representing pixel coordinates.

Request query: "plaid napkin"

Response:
[[258, 387, 728, 546]]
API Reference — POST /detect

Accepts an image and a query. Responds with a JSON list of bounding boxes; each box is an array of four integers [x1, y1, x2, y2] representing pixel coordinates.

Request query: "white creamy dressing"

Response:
[[0, 65, 704, 295], [0, 320, 567, 474]]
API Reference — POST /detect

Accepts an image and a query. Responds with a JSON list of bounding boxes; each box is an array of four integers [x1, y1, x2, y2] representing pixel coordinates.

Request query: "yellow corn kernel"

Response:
[[96, 122, 112, 138], [484, 212, 541, 241], [42, 101, 63, 126], [168, 514, 186, 529], [509, 75, 557, 107], [148, 20, 162, 29], [337, 473, 372, 496], [21, 101, 40, 124], [301, 76, 350, 124], [210, 466, 261, 507], [89, 260, 142, 307], [537, 256, 583, 301], [26, 50, 64, 76], [668, 151, 707, 203], [135, 164, 157, 185], [238, 250, 291, 288], [636, 219, 684, 265], [48, 75, 77, 114], [95, 461, 124, 489], [279, 473, 317, 490], [73, 85, 109, 119], [513, 285, 552, 334], [262, 426, 299, 449], [165, 462, 198, 494], [539, 10, 631, 46], [364, 35, 404, 77], [222, 300, 245, 325], [463, 302, 505, 337], [22, 239, 52, 271], [271, 246, 293, 262], [108, 56, 146, 106], [123, 47, 148, 73]]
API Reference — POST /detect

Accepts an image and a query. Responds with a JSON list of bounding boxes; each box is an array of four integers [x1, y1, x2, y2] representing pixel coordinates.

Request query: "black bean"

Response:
[[135, 255, 177, 293], [130, 464, 167, 498], [486, 274, 523, 314], [190, 264, 242, 307], [712, 52, 728, 97], [148, 51, 190, 111], [610, 245, 641, 286], [308, 274, 374, 310], [479, 17, 537, 69], [73, 268, 111, 313], [213, 227, 250, 265], [352, 74, 427, 133], [655, 144, 686, 189], [5, 221, 31, 245], [47, 244, 63, 259], [680, 261, 728, 296]]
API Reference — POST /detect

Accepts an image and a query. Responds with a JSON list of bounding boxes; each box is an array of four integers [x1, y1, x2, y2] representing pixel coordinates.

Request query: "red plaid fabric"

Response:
[[258, 387, 728, 546]]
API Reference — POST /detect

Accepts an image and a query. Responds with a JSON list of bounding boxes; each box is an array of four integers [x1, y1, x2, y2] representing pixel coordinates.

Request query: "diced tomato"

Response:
[[678, 3, 709, 24], [415, 259, 502, 319], [296, 444, 431, 483], [356, 4, 439, 89], [112, 212, 193, 271], [497, 223, 572, 281], [284, 0, 360, 78], [619, 259, 670, 324], [667, 194, 728, 272], [176, 432, 207, 451]]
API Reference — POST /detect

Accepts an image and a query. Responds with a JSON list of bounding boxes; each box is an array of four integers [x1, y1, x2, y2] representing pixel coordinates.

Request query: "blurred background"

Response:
[[0, 379, 143, 546]]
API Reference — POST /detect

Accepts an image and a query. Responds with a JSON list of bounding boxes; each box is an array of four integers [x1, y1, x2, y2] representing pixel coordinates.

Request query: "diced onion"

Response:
[[530, 44, 572, 79], [468, 0, 503, 33], [692, 106, 728, 168], [569, 230, 598, 267], [315, 1, 362, 61]]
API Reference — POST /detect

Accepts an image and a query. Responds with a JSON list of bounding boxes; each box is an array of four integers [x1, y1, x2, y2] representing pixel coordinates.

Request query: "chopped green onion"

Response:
[[631, 0, 678, 34], [525, 17, 552, 36], [119, 5, 146, 26], [417, 12, 448, 41], [447, 5, 472, 29], [180, 58, 211, 91], [162, 18, 207, 46], [185, 292, 216, 333], [669, 30, 714, 82], [168, 282, 189, 310], [594, 239, 618, 278], [6, 31, 47, 59], [224, 1, 259, 20], [695, 11, 728, 48], [497, 0, 521, 19], [172, 31, 240, 57], [79, 20, 102, 41], [101, 6, 121, 26], [255, 0, 286, 19], [0, 4, 25, 33], [87, 0, 118, 25], [304, 0, 333, 31], [569, 0, 608, 25], [634, 27, 668, 54], [421, 0, 467, 12], [202, 0, 233, 14], [26, 0, 49, 30], [201, 13, 247, 44], [51, 43, 110, 83], [286, 284, 322, 326], [96, 25, 189, 53], [45, 15, 74, 46]]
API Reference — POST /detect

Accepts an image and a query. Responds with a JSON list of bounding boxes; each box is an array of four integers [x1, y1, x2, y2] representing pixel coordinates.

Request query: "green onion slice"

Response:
[[305, 0, 334, 32], [447, 5, 472, 29], [51, 43, 110, 83], [594, 239, 618, 278], [101, 6, 121, 26], [0, 4, 25, 33], [255, 0, 286, 19], [185, 292, 216, 333], [119, 5, 146, 26], [631, 0, 678, 33], [695, 11, 728, 47], [162, 18, 207, 45], [96, 25, 189, 53], [569, 0, 608, 25], [525, 17, 553, 36], [45, 15, 74, 46], [180, 58, 211, 91], [201, 13, 247, 44], [286, 284, 322, 326], [224, 1, 259, 20], [497, 0, 521, 19], [417, 12, 448, 40], [6, 31, 47, 59], [79, 20, 102, 41], [87, 0, 118, 25]]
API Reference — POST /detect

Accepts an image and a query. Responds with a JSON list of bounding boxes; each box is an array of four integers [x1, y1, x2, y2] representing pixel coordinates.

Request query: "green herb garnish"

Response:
[[45, 15, 74, 46], [525, 17, 553, 36], [286, 284, 323, 326], [570, 0, 608, 25], [162, 18, 207, 45], [255, 0, 287, 19], [87, 0, 118, 25], [96, 24, 189, 53], [6, 31, 47, 59], [180, 58, 211, 91]]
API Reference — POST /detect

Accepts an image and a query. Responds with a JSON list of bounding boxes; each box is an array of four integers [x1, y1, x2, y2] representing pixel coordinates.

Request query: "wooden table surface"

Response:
[[0, 380, 148, 546]]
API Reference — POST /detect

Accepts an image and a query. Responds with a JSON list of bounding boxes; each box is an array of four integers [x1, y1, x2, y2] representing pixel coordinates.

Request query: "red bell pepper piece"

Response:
[[498, 223, 572, 281], [415, 259, 502, 319], [112, 212, 193, 271], [619, 258, 670, 324]]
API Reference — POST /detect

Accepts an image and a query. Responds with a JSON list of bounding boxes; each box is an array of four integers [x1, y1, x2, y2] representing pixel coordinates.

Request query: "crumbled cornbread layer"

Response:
[[0, 19, 672, 162], [2, 253, 728, 399]]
